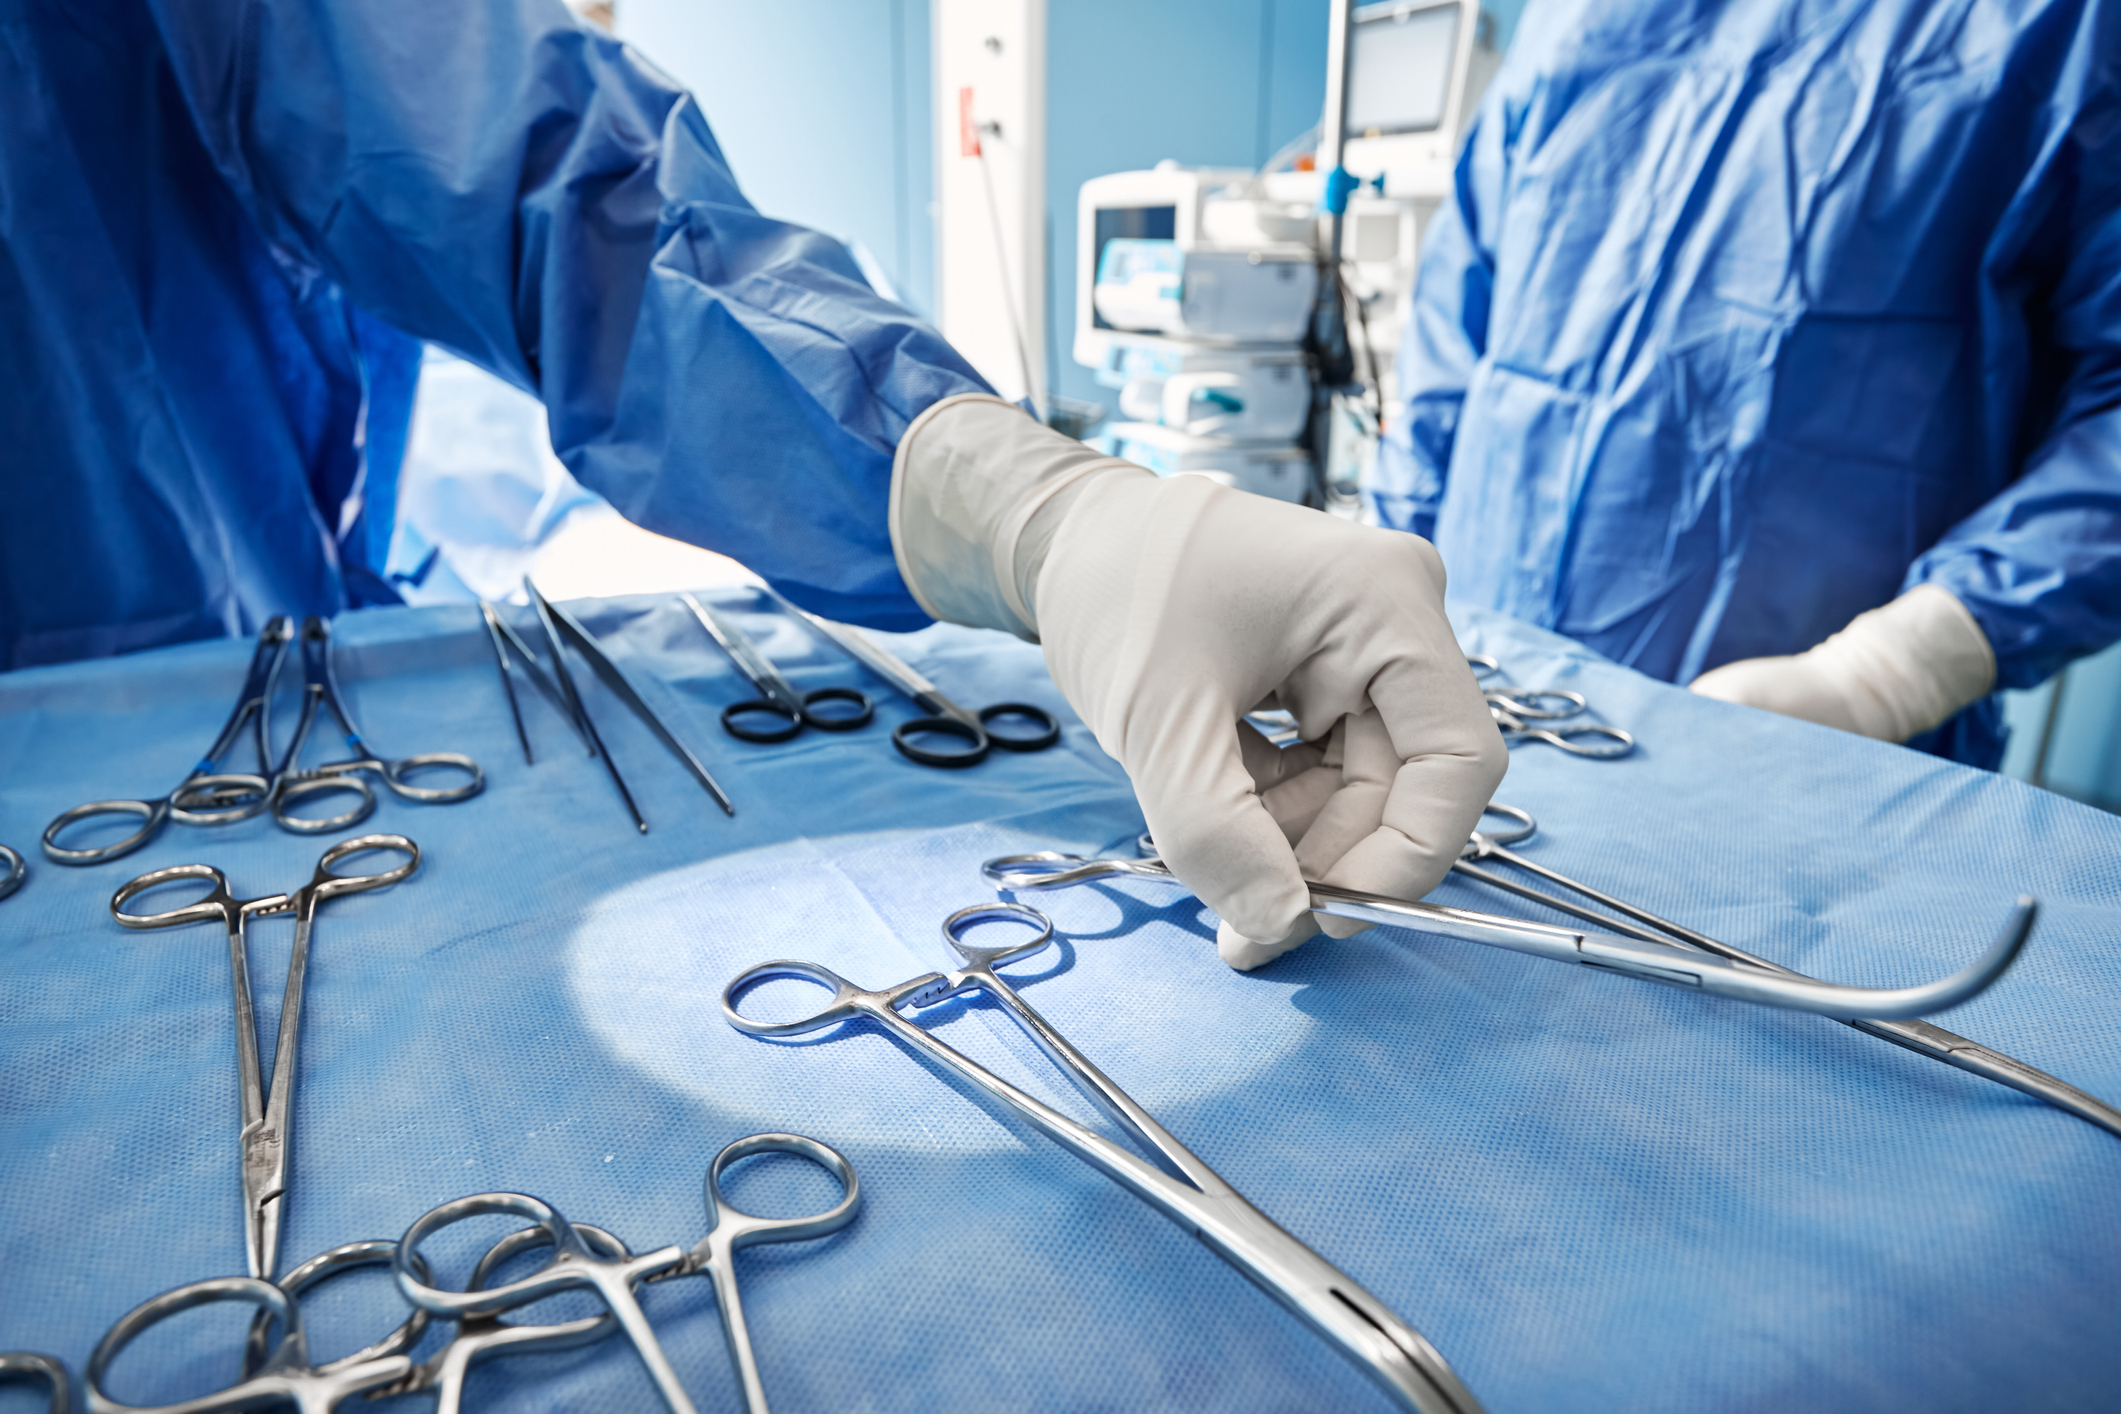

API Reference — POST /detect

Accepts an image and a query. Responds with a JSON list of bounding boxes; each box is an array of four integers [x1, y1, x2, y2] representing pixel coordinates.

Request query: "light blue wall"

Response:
[[1045, 0, 1332, 411], [620, 0, 935, 317], [2001, 645, 2121, 812]]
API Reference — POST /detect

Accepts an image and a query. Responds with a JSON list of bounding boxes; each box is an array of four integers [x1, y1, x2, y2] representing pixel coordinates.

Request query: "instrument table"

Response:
[[2, 591, 2116, 1412]]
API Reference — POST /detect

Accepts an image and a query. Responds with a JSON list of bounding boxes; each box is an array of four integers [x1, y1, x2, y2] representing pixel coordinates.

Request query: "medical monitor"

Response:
[[1346, 1, 1462, 137]]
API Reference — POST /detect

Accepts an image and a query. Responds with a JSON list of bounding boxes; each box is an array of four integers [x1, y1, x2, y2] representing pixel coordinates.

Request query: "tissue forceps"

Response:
[[680, 593, 874, 742], [526, 581, 736, 826], [43, 617, 294, 866], [1452, 805, 2121, 1141], [393, 1133, 859, 1414], [982, 853, 2035, 1022], [723, 904, 1481, 1414], [109, 835, 420, 1281], [759, 589, 1060, 767]]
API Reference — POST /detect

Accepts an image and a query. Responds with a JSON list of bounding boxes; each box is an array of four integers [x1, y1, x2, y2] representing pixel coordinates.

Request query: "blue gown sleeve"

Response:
[[1369, 106, 1504, 540], [144, 0, 990, 628], [1905, 136, 2121, 690]]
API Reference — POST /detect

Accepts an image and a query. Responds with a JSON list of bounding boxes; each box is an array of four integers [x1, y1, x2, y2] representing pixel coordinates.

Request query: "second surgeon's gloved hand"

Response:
[[891, 394, 1507, 971], [1688, 585, 1997, 741]]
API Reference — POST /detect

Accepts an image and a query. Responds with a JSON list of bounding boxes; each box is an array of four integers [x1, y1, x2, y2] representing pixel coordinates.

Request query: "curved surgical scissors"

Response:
[[0, 843, 25, 901], [1466, 653, 1636, 758], [255, 617, 483, 834], [110, 835, 420, 1281], [43, 617, 294, 866], [723, 904, 1479, 1414], [981, 852, 2035, 1022], [756, 589, 1060, 767], [1453, 804, 2121, 1140], [393, 1132, 860, 1414], [0, 1353, 66, 1413], [681, 593, 873, 742]]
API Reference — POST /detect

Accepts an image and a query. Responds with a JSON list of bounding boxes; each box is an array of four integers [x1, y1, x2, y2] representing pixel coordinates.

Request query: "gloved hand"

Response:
[[891, 394, 1507, 970], [1688, 584, 1996, 740]]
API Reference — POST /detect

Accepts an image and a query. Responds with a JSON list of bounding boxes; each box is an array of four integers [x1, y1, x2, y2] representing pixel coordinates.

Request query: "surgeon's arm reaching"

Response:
[[893, 396, 1509, 970]]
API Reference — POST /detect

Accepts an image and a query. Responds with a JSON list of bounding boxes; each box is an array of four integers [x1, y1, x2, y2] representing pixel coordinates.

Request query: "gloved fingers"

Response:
[[1289, 710, 1400, 938], [1217, 913, 1321, 971], [1241, 715, 1338, 844], [1258, 765, 1344, 845], [1318, 656, 1506, 906], [1235, 715, 1327, 791], [1129, 705, 1316, 950]]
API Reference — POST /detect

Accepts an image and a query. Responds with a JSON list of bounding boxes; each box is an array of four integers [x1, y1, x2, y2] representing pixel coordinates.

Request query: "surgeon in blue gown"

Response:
[[1375, 0, 2121, 767], [0, 0, 1506, 968]]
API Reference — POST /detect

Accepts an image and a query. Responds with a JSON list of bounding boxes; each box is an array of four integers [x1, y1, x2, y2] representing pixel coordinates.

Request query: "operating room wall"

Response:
[[619, 0, 936, 317]]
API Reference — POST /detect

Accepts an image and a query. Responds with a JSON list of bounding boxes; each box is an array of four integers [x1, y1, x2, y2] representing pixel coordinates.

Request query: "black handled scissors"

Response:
[[681, 593, 874, 742], [755, 589, 1060, 767]]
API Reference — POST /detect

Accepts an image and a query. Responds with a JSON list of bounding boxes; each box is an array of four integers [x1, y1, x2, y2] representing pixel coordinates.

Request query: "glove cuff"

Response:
[[1816, 584, 1998, 740], [888, 393, 1132, 640]]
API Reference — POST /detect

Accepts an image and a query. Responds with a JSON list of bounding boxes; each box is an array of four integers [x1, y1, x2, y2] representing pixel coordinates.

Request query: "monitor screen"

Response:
[[1090, 205, 1178, 330], [1347, 1, 1461, 137]]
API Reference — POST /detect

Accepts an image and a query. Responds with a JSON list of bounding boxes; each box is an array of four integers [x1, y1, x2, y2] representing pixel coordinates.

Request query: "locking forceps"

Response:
[[1452, 805, 2121, 1141], [109, 835, 421, 1281], [723, 904, 1481, 1414], [255, 617, 484, 834], [982, 854, 2035, 1022], [43, 618, 294, 865], [392, 1133, 859, 1414]]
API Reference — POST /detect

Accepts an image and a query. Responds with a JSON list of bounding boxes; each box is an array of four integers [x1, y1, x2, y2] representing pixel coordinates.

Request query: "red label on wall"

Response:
[[958, 86, 980, 158]]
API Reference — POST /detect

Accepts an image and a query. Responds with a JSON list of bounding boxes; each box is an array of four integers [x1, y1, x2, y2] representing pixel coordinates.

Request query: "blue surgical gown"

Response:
[[1374, 0, 2121, 765], [0, 0, 985, 671]]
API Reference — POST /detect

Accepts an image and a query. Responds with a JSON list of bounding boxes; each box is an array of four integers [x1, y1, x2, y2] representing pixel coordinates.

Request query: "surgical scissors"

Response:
[[110, 835, 421, 1281], [723, 905, 1480, 1414], [0, 843, 25, 901], [680, 593, 874, 742], [0, 1353, 66, 1413], [393, 1132, 860, 1414], [43, 618, 294, 865], [249, 617, 484, 834], [759, 589, 1061, 767], [1466, 654, 1635, 758], [981, 853, 2035, 1022], [1452, 805, 2121, 1141]]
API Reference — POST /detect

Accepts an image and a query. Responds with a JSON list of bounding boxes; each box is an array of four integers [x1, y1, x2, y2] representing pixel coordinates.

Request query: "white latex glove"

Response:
[[1688, 584, 1996, 740], [891, 394, 1507, 970]]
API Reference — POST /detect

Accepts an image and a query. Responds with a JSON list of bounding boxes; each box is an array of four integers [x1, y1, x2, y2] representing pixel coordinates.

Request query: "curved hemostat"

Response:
[[980, 853, 2036, 1022]]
